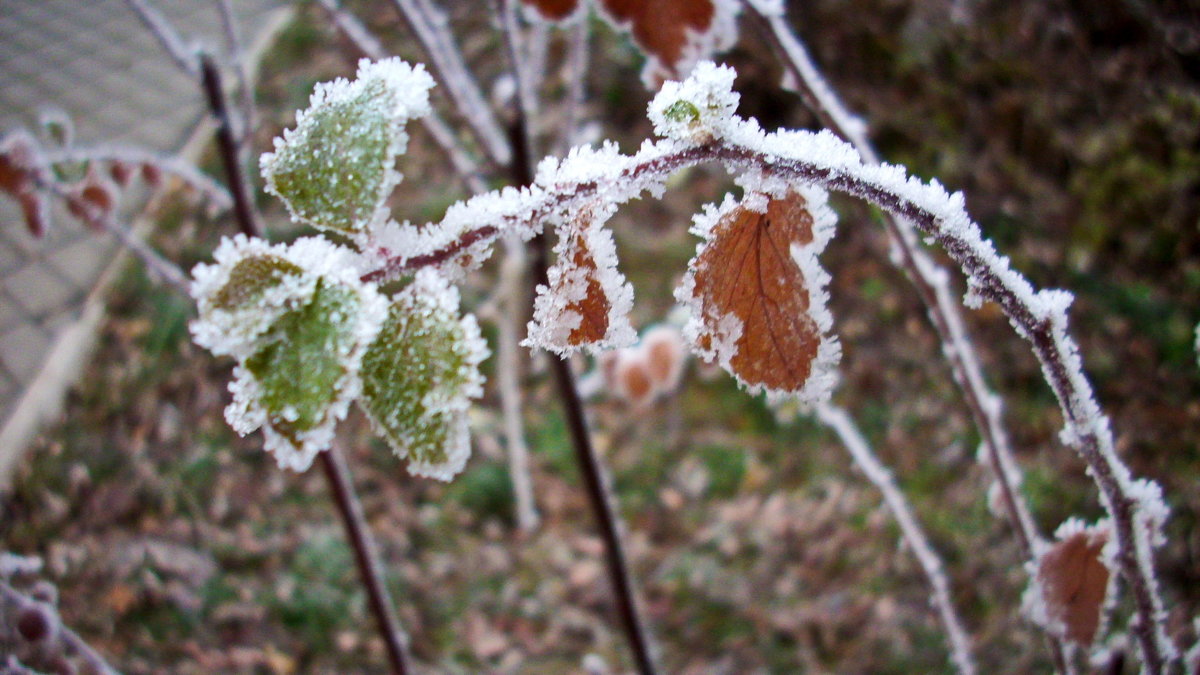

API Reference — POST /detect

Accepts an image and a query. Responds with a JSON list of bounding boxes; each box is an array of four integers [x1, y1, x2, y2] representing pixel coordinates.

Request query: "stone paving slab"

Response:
[[0, 0, 291, 483]]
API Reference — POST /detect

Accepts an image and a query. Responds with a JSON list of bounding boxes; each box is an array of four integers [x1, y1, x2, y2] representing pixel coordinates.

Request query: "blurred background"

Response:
[[1, 0, 1197, 672]]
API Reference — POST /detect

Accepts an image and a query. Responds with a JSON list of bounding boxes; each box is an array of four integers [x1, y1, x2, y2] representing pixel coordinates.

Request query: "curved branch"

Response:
[[816, 403, 976, 675], [364, 120, 1175, 672]]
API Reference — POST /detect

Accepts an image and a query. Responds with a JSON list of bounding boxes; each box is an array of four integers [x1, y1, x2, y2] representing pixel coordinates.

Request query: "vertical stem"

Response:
[[532, 237, 659, 675], [199, 52, 264, 238], [318, 445, 413, 675], [196, 54, 410, 672]]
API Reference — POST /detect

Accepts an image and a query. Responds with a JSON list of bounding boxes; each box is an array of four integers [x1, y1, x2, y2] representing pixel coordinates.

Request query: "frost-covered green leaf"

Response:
[[191, 235, 387, 470], [359, 269, 489, 481], [261, 58, 434, 238], [192, 235, 369, 359]]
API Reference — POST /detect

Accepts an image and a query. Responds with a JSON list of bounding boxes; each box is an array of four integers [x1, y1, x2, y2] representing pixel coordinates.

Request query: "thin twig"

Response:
[[560, 17, 590, 153], [45, 183, 190, 295], [816, 403, 977, 675], [493, 243, 540, 532], [318, 445, 413, 675], [199, 52, 264, 238], [0, 580, 122, 675], [536, 240, 659, 675], [389, 0, 513, 167], [314, 0, 488, 194], [214, 0, 257, 151], [496, 7, 656, 667], [42, 145, 232, 209], [122, 0, 198, 75]]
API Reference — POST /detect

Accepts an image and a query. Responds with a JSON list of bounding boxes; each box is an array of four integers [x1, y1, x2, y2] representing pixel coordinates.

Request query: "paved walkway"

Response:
[[0, 0, 291, 483]]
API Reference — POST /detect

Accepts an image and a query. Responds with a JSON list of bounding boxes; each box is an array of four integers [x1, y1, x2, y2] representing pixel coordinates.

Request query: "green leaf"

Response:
[[359, 270, 488, 481], [228, 279, 366, 470], [211, 254, 304, 312], [261, 58, 434, 238]]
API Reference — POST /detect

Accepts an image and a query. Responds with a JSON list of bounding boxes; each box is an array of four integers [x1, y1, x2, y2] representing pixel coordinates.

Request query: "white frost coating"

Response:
[[260, 57, 434, 237], [190, 234, 373, 359], [648, 61, 741, 143], [524, 202, 637, 356], [191, 234, 387, 472], [785, 185, 842, 406], [816, 403, 977, 675], [360, 268, 488, 482], [675, 184, 840, 405], [1022, 518, 1118, 648]]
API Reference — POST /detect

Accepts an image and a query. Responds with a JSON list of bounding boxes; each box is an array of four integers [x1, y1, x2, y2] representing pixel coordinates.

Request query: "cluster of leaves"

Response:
[[192, 42, 848, 482], [191, 58, 488, 479]]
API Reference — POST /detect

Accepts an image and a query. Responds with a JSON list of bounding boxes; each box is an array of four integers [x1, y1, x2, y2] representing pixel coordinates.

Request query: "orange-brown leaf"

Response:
[[688, 192, 825, 397], [522, 0, 580, 20], [600, 0, 714, 75], [565, 232, 610, 346], [1038, 528, 1111, 646]]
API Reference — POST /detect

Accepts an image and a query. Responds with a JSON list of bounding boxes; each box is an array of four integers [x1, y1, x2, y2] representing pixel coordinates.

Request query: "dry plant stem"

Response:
[[42, 147, 232, 209], [200, 53, 264, 239], [0, 581, 122, 675], [559, 18, 590, 153], [743, 3, 1041, 555], [122, 0, 198, 75], [494, 244, 540, 532], [314, 0, 487, 193], [389, 0, 513, 167], [214, 0, 257, 151], [500, 20, 655, 664], [534, 238, 659, 675], [317, 445, 413, 675], [372, 135, 1175, 671], [816, 403, 976, 675]]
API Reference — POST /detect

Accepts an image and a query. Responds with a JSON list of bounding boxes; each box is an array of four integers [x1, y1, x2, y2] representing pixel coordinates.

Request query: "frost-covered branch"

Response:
[[215, 0, 256, 149], [41, 146, 232, 209], [559, 17, 590, 152], [200, 53, 264, 237], [362, 63, 1175, 672], [389, 0, 513, 167], [45, 182, 191, 295], [122, 0, 198, 75], [815, 403, 976, 675], [743, 0, 1042, 561]]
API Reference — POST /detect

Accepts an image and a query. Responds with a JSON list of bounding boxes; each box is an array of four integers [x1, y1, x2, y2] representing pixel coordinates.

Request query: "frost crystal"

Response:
[[359, 269, 489, 481], [191, 235, 386, 471], [524, 203, 636, 356], [648, 61, 740, 143], [261, 58, 434, 239], [677, 186, 840, 404]]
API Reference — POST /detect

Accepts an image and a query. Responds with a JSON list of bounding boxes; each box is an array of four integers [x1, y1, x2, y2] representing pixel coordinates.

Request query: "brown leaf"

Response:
[[526, 212, 635, 355], [1037, 526, 1111, 646], [683, 190, 837, 400], [522, 0, 580, 20], [564, 230, 610, 346], [614, 351, 654, 407], [600, 0, 715, 76]]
